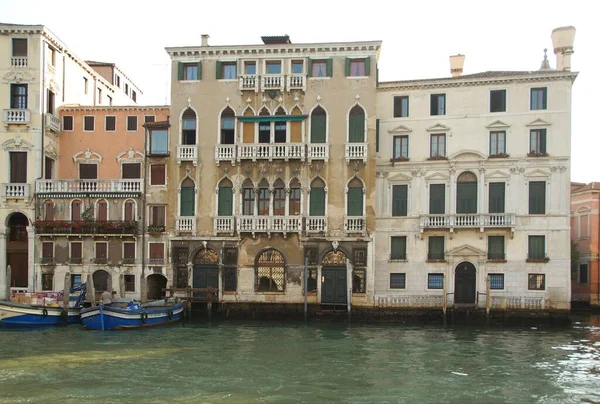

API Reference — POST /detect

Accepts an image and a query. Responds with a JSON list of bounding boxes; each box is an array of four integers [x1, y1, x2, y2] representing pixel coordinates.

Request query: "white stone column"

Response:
[[478, 167, 486, 213], [449, 168, 456, 214], [27, 226, 35, 292], [0, 226, 7, 300]]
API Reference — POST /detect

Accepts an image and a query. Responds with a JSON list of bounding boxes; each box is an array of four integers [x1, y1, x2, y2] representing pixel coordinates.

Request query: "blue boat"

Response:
[[80, 301, 185, 330]]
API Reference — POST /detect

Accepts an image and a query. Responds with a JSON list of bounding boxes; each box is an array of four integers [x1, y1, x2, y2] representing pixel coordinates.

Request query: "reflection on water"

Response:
[[0, 316, 598, 403]]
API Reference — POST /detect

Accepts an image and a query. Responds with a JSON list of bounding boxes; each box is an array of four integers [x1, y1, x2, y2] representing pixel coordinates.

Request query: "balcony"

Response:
[[1, 183, 30, 201], [239, 75, 258, 92], [176, 145, 198, 165], [34, 220, 138, 235], [214, 216, 235, 235], [260, 74, 284, 92], [419, 213, 516, 231], [307, 144, 329, 162], [286, 74, 306, 92], [237, 143, 305, 162], [176, 217, 196, 236], [3, 109, 30, 126], [345, 216, 366, 234], [148, 258, 165, 265], [11, 57, 28, 68], [36, 179, 143, 194], [345, 143, 368, 164], [237, 215, 302, 237], [215, 145, 236, 165], [45, 113, 60, 133], [306, 217, 327, 234]]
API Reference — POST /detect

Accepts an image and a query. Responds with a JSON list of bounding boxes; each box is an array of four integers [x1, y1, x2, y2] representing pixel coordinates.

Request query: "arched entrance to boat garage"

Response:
[[6, 212, 29, 288], [93, 269, 111, 292], [321, 250, 348, 305], [147, 273, 167, 300], [454, 261, 476, 304], [192, 248, 219, 298]]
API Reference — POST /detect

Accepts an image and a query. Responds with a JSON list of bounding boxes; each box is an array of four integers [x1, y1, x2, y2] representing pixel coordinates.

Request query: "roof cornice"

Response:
[[59, 105, 169, 112]]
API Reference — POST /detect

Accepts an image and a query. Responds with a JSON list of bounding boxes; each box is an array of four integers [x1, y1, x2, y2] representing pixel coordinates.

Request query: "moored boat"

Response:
[[0, 302, 81, 327], [80, 301, 184, 330]]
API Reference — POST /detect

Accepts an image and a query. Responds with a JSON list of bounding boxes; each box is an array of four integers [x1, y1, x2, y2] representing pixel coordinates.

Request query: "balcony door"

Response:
[[9, 152, 27, 183], [454, 262, 476, 304], [456, 171, 477, 214]]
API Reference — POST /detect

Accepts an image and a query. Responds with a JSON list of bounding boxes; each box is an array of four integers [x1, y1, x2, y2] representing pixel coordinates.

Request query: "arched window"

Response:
[[124, 200, 136, 221], [72, 200, 82, 221], [288, 179, 301, 215], [242, 179, 255, 216], [311, 106, 326, 143], [218, 178, 233, 216], [180, 178, 195, 216], [97, 199, 108, 221], [182, 108, 197, 145], [274, 107, 286, 143], [220, 107, 235, 144], [257, 179, 269, 216], [309, 178, 326, 216], [456, 171, 477, 214], [273, 179, 286, 216], [348, 105, 365, 143], [44, 200, 54, 221], [347, 177, 364, 217], [255, 249, 285, 292]]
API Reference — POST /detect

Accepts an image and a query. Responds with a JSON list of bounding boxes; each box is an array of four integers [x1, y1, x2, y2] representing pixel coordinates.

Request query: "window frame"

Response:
[[264, 60, 282, 75], [348, 59, 366, 77], [124, 274, 136, 292], [487, 236, 505, 261], [427, 236, 445, 261], [105, 115, 116, 132], [148, 205, 166, 228], [530, 87, 547, 111], [62, 115, 74, 131], [390, 236, 407, 261], [393, 135, 409, 160], [490, 89, 507, 113], [390, 273, 406, 289], [528, 181, 546, 215], [391, 184, 408, 217], [529, 129, 547, 155], [489, 131, 506, 156], [430, 133, 446, 158], [427, 273, 444, 290], [310, 59, 328, 78], [489, 273, 505, 290], [528, 274, 546, 291], [148, 129, 169, 156], [41, 241, 54, 264], [83, 115, 95, 132], [126, 115, 138, 132], [430, 93, 446, 116], [150, 164, 166, 186], [183, 63, 199, 81], [12, 38, 28, 57], [10, 83, 28, 109], [527, 235, 547, 261], [123, 241, 136, 263], [393, 96, 409, 118], [220, 62, 237, 80]]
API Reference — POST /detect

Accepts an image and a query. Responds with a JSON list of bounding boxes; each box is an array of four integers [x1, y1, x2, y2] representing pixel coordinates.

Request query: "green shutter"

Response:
[[364, 56, 371, 76], [345, 58, 351, 76], [540, 130, 547, 153], [391, 237, 406, 260], [326, 59, 333, 77], [392, 185, 407, 216], [307, 59, 313, 77], [347, 188, 363, 216], [529, 236, 544, 259], [489, 182, 505, 213], [309, 188, 325, 216], [310, 114, 326, 143], [376, 65, 379, 87], [180, 188, 195, 216], [429, 237, 444, 260], [216, 61, 222, 79], [178, 62, 184, 81], [349, 113, 364, 143], [429, 184, 445, 214], [375, 118, 380, 153], [456, 183, 477, 214], [529, 182, 546, 214], [218, 187, 233, 216], [197, 61, 202, 80]]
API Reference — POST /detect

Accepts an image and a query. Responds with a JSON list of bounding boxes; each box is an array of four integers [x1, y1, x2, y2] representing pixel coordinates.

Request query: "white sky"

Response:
[[3, 0, 597, 182]]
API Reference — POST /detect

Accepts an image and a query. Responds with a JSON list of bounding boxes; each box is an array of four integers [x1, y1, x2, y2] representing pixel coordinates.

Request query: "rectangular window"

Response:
[[78, 163, 97, 179], [62, 116, 74, 131], [529, 181, 546, 214], [84, 116, 95, 131], [310, 60, 328, 77], [430, 134, 446, 157], [70, 242, 82, 264], [123, 242, 136, 263], [489, 274, 504, 290], [528, 235, 546, 260], [488, 182, 505, 214], [125, 83, 129, 95], [149, 206, 166, 227], [429, 184, 446, 214], [393, 136, 409, 159], [127, 116, 138, 131], [531, 87, 547, 110], [124, 274, 135, 292], [42, 274, 53, 291], [221, 62, 237, 79], [349, 59, 366, 76], [42, 242, 54, 263], [105, 116, 116, 131], [489, 131, 506, 156], [428, 274, 444, 289], [243, 188, 255, 216], [430, 94, 446, 116], [579, 264, 588, 284], [490, 89, 506, 112], [392, 185, 408, 216], [272, 188, 286, 216], [9, 151, 27, 183], [289, 188, 301, 215], [274, 122, 286, 143], [266, 61, 281, 74], [529, 129, 547, 155], [132, 91, 137, 102], [184, 63, 198, 80], [12, 38, 27, 56], [122, 163, 141, 179], [47, 90, 55, 113], [95, 242, 108, 262], [257, 188, 269, 216], [149, 129, 168, 155], [115, 75, 120, 88], [150, 164, 166, 185], [390, 273, 406, 289], [245, 61, 256, 75], [144, 115, 155, 123], [97, 88, 102, 105], [71, 274, 82, 289], [528, 274, 545, 290], [390, 236, 407, 260], [259, 122, 270, 143], [488, 236, 505, 260], [10, 84, 27, 109], [44, 157, 54, 180], [291, 60, 303, 74], [149, 243, 165, 263], [107, 95, 113, 106], [428, 236, 445, 261], [49, 47, 56, 66], [393, 96, 409, 118]]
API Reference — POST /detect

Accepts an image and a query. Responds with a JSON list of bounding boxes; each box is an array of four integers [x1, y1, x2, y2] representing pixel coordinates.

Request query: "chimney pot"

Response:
[[551, 26, 575, 71], [449, 54, 465, 77], [201, 34, 210, 47]]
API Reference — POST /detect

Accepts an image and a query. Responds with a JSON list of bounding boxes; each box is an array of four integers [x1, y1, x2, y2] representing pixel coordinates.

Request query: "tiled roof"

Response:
[[571, 182, 600, 193], [381, 70, 574, 86]]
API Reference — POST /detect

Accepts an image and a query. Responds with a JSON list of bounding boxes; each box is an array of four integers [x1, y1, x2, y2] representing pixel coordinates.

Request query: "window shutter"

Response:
[[307, 59, 313, 78], [375, 118, 380, 153], [218, 187, 233, 216], [392, 185, 407, 216], [197, 61, 202, 80], [79, 164, 97, 180], [122, 163, 141, 179], [151, 164, 165, 185], [391, 237, 406, 259], [429, 184, 445, 214], [124, 243, 135, 259], [216, 61, 222, 79], [42, 242, 53, 259], [180, 188, 195, 216], [529, 182, 546, 214], [71, 242, 82, 259], [10, 152, 27, 183], [345, 58, 351, 76], [178, 62, 184, 81], [150, 243, 164, 259], [326, 59, 333, 77], [540, 130, 547, 153], [488, 183, 505, 213], [124, 202, 135, 221], [310, 114, 326, 143], [348, 113, 364, 143], [347, 188, 364, 216], [456, 183, 477, 214], [97, 202, 108, 221], [309, 188, 325, 216], [364, 56, 371, 76]]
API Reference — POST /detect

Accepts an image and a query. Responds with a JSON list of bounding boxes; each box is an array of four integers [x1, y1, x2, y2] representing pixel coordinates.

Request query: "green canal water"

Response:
[[1, 317, 599, 404]]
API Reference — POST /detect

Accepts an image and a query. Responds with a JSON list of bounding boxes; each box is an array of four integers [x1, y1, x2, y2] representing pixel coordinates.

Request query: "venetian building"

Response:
[[374, 27, 576, 311], [165, 35, 380, 307]]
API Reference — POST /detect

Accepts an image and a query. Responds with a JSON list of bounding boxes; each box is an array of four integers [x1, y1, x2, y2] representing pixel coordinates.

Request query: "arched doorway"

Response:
[[93, 270, 111, 292], [193, 248, 219, 298], [255, 249, 285, 292], [147, 274, 167, 301], [321, 250, 348, 305], [454, 262, 476, 304], [7, 212, 28, 288]]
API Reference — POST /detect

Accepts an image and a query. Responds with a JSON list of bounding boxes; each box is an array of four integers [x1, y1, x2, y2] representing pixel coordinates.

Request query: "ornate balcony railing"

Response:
[[237, 215, 302, 236], [11, 57, 28, 68], [306, 216, 327, 233], [345, 142, 368, 164], [307, 144, 329, 162], [376, 294, 445, 308], [35, 179, 143, 194], [237, 143, 305, 162], [239, 74, 258, 92], [345, 216, 366, 233], [45, 113, 60, 133], [214, 216, 235, 235], [419, 213, 516, 229], [34, 220, 138, 235], [286, 74, 306, 92], [176, 145, 198, 165], [1, 183, 30, 200], [3, 109, 30, 125], [215, 144, 236, 165], [260, 74, 284, 91], [176, 216, 196, 236]]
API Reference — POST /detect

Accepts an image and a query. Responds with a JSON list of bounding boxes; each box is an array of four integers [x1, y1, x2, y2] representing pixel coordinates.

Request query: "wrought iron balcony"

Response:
[[176, 145, 198, 165], [1, 183, 30, 201], [214, 216, 235, 235], [236, 215, 302, 237], [3, 109, 30, 125], [419, 213, 516, 230], [215, 144, 236, 165], [34, 220, 138, 235], [237, 143, 305, 162], [11, 57, 28, 68], [306, 217, 327, 233], [307, 144, 329, 162], [345, 143, 368, 164], [36, 179, 143, 194], [345, 216, 366, 234], [45, 113, 60, 133], [176, 216, 196, 236]]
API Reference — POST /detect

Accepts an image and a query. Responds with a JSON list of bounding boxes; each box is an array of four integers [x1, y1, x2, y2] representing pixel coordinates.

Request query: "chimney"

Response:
[[201, 34, 210, 47], [449, 54, 465, 77], [551, 26, 575, 71]]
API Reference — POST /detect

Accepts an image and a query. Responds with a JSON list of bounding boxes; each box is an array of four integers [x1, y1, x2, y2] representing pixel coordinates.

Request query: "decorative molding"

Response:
[[448, 149, 487, 161], [485, 120, 511, 129], [426, 123, 451, 132], [387, 124, 413, 134], [116, 147, 144, 163], [526, 118, 552, 127], [425, 171, 450, 182], [388, 172, 412, 183], [73, 148, 103, 164], [2, 136, 34, 151], [523, 168, 551, 179], [446, 244, 487, 257], [2, 71, 35, 84]]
